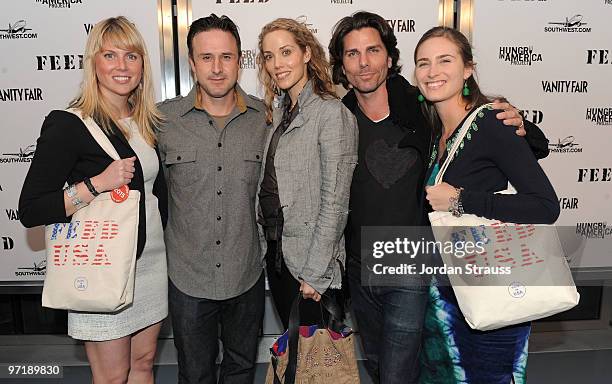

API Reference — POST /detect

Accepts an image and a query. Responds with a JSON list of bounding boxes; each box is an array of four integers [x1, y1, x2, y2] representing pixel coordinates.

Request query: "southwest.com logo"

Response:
[[0, 144, 36, 164], [545, 15, 591, 33], [0, 20, 37, 40]]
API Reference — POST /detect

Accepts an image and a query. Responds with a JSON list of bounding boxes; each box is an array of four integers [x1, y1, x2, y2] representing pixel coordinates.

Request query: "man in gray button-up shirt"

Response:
[[157, 15, 269, 384]]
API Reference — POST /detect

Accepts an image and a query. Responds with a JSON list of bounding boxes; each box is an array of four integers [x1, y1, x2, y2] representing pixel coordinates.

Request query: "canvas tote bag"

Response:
[[428, 104, 579, 331], [41, 109, 140, 312], [266, 295, 360, 384]]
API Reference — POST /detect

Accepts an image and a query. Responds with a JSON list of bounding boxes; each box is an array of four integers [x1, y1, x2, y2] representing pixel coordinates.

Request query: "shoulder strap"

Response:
[[434, 103, 492, 185], [65, 108, 120, 161]]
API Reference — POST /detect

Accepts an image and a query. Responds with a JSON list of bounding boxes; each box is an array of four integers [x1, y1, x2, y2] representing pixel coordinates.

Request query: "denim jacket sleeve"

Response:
[[299, 100, 358, 293]]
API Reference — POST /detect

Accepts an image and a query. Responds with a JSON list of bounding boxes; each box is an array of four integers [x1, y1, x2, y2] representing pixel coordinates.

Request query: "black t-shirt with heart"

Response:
[[346, 107, 425, 263]]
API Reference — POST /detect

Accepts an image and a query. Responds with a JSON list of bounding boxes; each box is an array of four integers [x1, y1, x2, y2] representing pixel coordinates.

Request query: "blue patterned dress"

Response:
[[418, 105, 558, 384]]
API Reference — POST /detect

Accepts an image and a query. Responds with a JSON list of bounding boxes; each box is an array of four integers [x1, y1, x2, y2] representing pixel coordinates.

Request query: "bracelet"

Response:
[[448, 187, 464, 217], [65, 184, 88, 210], [83, 177, 100, 197]]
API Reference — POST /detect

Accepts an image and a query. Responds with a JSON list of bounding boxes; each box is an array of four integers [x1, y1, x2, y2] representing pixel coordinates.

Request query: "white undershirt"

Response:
[[372, 113, 390, 123]]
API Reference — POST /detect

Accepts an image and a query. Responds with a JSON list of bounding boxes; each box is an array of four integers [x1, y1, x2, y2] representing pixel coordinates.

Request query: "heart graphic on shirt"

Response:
[[365, 139, 418, 189]]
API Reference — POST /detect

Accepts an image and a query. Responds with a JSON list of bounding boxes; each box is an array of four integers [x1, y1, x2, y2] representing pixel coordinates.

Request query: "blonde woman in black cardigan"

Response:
[[19, 17, 167, 383]]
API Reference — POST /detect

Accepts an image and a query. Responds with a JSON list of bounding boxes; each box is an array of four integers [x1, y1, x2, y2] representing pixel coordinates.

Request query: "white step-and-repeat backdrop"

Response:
[[469, 0, 611, 271], [1, 0, 443, 282], [186, 0, 442, 96], [0, 1, 169, 282], [2, 0, 610, 282]]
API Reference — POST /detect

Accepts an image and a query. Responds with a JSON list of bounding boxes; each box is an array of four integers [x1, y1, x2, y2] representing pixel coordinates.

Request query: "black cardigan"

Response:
[[19, 110, 168, 259], [426, 107, 560, 224], [342, 74, 550, 166], [341, 73, 551, 227]]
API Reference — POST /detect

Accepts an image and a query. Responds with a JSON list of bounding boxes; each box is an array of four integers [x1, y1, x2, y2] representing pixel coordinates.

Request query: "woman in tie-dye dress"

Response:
[[413, 26, 560, 384]]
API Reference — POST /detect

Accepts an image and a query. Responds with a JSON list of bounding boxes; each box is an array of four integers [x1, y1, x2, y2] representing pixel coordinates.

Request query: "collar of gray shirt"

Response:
[[176, 83, 263, 117]]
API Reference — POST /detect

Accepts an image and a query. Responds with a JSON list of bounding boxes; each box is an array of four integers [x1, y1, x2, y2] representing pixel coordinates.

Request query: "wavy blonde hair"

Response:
[[257, 18, 337, 124], [69, 16, 163, 145]]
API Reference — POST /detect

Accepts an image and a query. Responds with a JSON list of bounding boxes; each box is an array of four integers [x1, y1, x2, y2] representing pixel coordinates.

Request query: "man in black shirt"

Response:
[[328, 11, 549, 384]]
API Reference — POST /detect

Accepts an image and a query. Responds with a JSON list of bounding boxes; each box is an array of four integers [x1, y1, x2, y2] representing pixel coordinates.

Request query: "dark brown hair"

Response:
[[414, 26, 494, 135], [187, 14, 241, 58], [328, 11, 401, 89]]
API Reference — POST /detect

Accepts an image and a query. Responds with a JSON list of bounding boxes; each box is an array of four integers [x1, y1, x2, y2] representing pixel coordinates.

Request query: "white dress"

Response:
[[68, 119, 168, 341]]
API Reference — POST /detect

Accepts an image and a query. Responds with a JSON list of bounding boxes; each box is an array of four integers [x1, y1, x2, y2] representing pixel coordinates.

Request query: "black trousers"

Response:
[[169, 274, 265, 384], [265, 240, 342, 330]]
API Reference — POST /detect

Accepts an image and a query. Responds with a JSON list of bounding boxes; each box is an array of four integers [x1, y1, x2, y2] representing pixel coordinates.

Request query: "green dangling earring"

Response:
[[417, 93, 425, 103], [462, 81, 470, 96]]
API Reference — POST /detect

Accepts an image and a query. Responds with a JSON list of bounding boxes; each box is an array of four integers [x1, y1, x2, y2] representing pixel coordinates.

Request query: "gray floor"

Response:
[[3, 328, 612, 383], [2, 351, 612, 384]]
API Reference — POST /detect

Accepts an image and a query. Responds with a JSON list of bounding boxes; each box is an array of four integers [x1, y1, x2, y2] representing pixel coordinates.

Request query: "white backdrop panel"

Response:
[[0, 1, 165, 281], [470, 0, 612, 270], [189, 0, 441, 97]]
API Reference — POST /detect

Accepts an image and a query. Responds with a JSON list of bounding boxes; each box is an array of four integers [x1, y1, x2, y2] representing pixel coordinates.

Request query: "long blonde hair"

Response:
[[257, 18, 337, 124], [69, 16, 163, 145]]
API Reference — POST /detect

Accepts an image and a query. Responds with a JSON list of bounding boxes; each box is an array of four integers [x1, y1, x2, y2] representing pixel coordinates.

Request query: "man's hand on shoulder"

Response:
[[492, 99, 526, 136]]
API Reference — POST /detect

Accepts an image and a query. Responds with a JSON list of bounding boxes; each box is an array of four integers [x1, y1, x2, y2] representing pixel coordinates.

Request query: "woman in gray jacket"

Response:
[[256, 18, 358, 327]]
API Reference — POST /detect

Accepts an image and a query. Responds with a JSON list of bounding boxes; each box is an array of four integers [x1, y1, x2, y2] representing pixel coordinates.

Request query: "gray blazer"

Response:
[[256, 81, 358, 293]]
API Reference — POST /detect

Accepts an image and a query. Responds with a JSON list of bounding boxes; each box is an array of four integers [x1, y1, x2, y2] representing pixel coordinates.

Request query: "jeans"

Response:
[[347, 257, 429, 384], [168, 273, 265, 384]]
